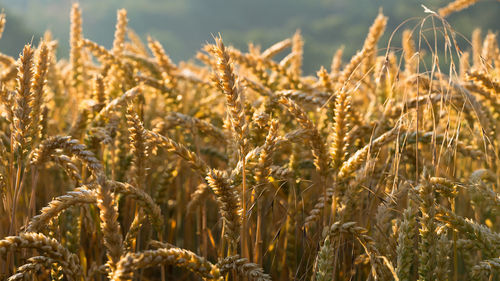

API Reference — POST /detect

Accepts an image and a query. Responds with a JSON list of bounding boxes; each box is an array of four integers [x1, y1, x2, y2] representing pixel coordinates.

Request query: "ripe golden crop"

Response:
[[0, 1, 499, 280]]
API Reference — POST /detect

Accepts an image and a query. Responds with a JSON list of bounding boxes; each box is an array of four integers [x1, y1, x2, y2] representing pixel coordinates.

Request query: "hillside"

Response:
[[0, 0, 499, 72]]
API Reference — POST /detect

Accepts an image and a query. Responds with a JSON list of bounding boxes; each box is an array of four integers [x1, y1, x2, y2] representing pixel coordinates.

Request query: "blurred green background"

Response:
[[0, 0, 498, 74]]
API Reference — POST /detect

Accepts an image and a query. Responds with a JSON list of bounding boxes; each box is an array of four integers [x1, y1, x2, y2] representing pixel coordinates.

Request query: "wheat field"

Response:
[[0, 0, 499, 280]]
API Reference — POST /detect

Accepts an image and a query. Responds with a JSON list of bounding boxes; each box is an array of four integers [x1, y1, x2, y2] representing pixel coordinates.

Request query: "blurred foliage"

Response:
[[0, 0, 498, 73]]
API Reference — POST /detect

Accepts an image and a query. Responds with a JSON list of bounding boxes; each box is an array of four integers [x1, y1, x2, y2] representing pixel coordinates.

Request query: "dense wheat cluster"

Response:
[[0, 1, 499, 280]]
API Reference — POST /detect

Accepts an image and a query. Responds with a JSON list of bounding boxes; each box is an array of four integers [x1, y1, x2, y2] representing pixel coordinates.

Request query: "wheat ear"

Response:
[[206, 169, 242, 254], [112, 247, 221, 281], [470, 258, 500, 281], [396, 206, 418, 281], [7, 256, 79, 281], [26, 188, 96, 232], [0, 11, 5, 40], [30, 136, 104, 178], [314, 235, 334, 281], [147, 130, 209, 177], [439, 0, 481, 17], [218, 255, 271, 281], [30, 41, 49, 141], [112, 9, 128, 56], [96, 179, 123, 273], [261, 38, 292, 59], [70, 3, 84, 90], [13, 44, 34, 156], [0, 232, 82, 279]]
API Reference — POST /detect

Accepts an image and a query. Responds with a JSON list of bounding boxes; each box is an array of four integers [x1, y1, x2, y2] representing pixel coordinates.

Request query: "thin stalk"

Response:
[[28, 168, 39, 218], [322, 176, 328, 227], [241, 148, 249, 259], [202, 201, 208, 257], [254, 198, 263, 265], [452, 198, 458, 281], [158, 229, 166, 281], [8, 163, 24, 236]]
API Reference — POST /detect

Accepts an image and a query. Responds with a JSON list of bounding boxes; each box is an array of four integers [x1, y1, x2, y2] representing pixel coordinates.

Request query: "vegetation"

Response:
[[0, 0, 499, 280], [1, 0, 499, 73]]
